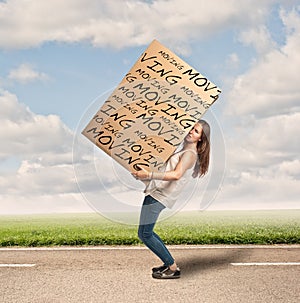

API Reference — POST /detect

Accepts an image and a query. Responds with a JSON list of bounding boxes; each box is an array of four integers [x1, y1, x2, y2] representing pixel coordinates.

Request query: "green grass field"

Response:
[[0, 210, 299, 247]]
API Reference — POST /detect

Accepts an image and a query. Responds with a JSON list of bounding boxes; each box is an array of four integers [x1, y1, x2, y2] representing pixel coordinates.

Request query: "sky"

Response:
[[0, 0, 300, 216]]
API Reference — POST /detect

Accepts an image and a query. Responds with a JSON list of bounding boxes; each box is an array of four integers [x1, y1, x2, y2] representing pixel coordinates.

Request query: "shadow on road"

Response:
[[178, 249, 249, 277]]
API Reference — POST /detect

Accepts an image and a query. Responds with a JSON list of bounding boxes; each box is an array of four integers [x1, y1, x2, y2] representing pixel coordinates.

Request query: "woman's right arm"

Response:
[[132, 150, 196, 181]]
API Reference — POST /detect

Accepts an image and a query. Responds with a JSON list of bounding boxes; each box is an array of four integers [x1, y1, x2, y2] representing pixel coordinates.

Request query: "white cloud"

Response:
[[0, 90, 72, 160], [0, 89, 144, 214], [216, 6, 300, 210], [238, 25, 276, 55], [226, 53, 240, 70], [0, 89, 93, 213], [0, 160, 77, 195], [1, 1, 300, 213], [278, 159, 300, 178], [0, 0, 274, 51], [225, 113, 300, 170], [280, 5, 300, 33], [213, 174, 300, 210], [227, 8, 300, 118], [8, 63, 49, 84], [0, 90, 72, 166], [0, 193, 90, 214], [216, 112, 300, 210], [247, 113, 300, 157]]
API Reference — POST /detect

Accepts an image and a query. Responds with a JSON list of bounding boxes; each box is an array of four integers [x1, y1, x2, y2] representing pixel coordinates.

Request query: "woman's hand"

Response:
[[131, 166, 151, 181]]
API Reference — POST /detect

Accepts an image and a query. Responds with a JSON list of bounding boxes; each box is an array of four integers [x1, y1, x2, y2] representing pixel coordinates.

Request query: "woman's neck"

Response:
[[182, 141, 197, 151]]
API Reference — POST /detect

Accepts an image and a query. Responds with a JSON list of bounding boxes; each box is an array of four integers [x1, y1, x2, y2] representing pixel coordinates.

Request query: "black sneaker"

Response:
[[152, 264, 168, 273], [152, 267, 181, 279]]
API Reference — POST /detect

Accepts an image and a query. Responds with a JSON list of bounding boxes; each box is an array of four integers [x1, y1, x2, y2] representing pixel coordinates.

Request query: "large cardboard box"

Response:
[[82, 40, 221, 173]]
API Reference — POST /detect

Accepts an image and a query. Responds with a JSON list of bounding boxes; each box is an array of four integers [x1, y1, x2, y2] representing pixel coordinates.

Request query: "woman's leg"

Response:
[[138, 195, 175, 267]]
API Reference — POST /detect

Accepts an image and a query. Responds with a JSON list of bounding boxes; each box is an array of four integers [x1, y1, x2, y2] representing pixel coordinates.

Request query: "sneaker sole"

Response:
[[152, 272, 181, 279]]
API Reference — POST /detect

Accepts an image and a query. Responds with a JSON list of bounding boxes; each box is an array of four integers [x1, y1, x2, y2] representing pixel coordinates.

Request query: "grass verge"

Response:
[[0, 210, 299, 247]]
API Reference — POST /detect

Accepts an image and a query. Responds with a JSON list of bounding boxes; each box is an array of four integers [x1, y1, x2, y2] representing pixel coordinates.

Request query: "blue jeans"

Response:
[[138, 195, 175, 267]]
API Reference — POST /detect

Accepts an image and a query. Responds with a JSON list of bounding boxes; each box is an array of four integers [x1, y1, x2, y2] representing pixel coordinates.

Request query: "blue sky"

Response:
[[0, 0, 299, 216]]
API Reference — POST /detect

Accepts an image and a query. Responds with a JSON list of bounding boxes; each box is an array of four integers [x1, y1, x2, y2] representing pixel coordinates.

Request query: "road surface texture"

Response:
[[0, 245, 299, 303]]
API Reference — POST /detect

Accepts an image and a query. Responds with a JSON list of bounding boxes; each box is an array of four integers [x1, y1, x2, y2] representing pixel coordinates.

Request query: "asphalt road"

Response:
[[0, 245, 299, 303]]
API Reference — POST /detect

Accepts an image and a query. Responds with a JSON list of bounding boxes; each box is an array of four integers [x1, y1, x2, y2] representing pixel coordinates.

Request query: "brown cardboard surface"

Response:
[[82, 40, 221, 173]]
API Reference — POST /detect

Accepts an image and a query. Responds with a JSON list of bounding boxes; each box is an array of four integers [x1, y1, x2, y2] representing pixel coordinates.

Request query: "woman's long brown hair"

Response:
[[193, 120, 210, 178]]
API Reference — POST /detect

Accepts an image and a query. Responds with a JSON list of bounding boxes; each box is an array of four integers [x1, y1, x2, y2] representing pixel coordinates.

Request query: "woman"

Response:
[[132, 120, 211, 279]]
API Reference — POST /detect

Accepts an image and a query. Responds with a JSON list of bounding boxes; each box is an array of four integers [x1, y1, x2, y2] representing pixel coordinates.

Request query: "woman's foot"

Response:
[[152, 264, 168, 273], [152, 266, 181, 279]]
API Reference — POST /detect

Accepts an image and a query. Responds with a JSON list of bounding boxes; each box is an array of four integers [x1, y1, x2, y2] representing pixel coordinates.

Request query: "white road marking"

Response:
[[0, 264, 36, 267], [231, 262, 300, 266]]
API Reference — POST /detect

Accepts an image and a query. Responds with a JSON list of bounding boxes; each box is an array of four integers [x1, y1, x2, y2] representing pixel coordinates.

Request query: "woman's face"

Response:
[[185, 123, 203, 144]]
